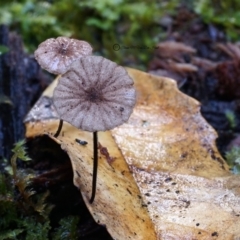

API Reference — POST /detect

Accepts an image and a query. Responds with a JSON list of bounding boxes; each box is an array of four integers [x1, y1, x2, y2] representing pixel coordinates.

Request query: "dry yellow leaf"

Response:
[[25, 68, 240, 240]]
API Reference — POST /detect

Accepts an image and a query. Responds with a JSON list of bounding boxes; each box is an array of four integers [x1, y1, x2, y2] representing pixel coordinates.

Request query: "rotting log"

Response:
[[0, 25, 50, 162]]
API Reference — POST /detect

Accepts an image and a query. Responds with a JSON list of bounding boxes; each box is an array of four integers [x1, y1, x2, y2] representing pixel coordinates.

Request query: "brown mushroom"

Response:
[[34, 36, 92, 75]]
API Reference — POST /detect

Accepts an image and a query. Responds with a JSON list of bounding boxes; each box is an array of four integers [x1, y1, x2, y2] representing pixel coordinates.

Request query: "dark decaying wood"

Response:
[[0, 25, 50, 162]]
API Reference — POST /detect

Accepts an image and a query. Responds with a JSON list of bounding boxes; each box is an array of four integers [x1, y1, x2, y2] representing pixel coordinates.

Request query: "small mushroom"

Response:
[[53, 56, 136, 132], [34, 36, 92, 74], [53, 56, 136, 203]]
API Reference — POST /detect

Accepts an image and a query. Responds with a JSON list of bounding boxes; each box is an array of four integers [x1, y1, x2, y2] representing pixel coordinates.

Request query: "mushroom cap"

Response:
[[53, 56, 136, 132], [34, 36, 92, 75]]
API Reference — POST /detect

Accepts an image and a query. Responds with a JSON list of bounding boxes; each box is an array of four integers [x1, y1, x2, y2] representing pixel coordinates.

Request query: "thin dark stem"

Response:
[[54, 119, 63, 138], [90, 131, 98, 204]]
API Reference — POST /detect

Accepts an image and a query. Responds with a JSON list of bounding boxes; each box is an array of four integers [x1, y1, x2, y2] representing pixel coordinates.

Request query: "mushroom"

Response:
[[53, 56, 136, 132], [34, 36, 92, 75], [53, 56, 136, 202]]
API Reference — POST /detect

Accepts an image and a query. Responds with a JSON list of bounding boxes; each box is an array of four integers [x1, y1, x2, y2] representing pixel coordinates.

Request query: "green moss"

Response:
[[0, 174, 18, 230], [0, 139, 80, 240], [52, 216, 80, 240], [194, 0, 240, 40], [0, 140, 50, 239], [0, 0, 179, 68], [225, 110, 237, 129], [22, 218, 51, 240], [225, 146, 240, 174]]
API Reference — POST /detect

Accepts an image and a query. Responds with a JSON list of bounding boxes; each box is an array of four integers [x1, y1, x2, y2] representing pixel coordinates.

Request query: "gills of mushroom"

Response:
[[52, 56, 136, 202]]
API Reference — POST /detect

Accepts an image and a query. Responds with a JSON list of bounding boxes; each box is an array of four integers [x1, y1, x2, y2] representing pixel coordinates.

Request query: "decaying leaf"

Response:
[[24, 68, 240, 239]]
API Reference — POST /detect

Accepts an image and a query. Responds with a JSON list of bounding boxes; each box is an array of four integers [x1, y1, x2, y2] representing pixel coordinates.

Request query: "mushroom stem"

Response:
[[90, 131, 98, 203], [54, 119, 63, 138]]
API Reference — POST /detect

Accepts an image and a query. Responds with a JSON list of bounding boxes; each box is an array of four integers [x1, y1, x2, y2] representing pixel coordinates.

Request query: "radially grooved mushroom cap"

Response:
[[34, 36, 92, 75], [53, 56, 136, 132]]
